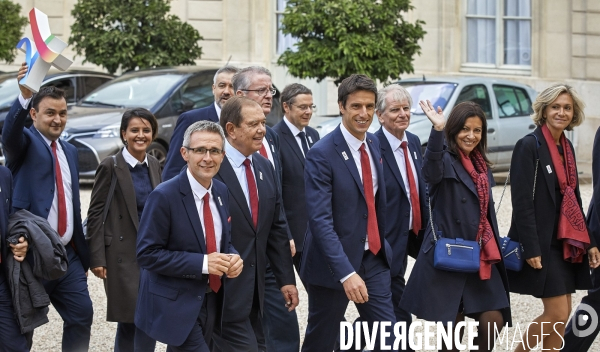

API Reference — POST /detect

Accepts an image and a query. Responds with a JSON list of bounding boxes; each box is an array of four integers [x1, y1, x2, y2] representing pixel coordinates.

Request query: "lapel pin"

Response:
[[259, 171, 263, 180], [546, 165, 552, 174], [308, 136, 313, 144], [414, 152, 418, 159], [368, 139, 372, 143], [227, 216, 231, 223], [380, 158, 382, 164], [218, 196, 223, 206], [342, 151, 349, 160], [270, 145, 275, 153]]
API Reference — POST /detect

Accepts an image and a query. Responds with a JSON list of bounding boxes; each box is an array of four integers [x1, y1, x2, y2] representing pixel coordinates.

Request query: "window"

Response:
[[455, 84, 493, 119], [465, 0, 531, 72], [493, 85, 533, 118], [276, 0, 298, 55], [45, 78, 76, 104]]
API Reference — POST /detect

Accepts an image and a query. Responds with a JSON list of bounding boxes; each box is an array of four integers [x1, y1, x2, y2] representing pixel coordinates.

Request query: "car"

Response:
[[0, 70, 115, 164], [61, 66, 284, 179], [314, 76, 537, 171]]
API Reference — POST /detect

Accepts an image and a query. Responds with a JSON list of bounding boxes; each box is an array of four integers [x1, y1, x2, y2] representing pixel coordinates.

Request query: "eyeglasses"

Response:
[[241, 87, 277, 97], [185, 147, 223, 156], [289, 103, 317, 112]]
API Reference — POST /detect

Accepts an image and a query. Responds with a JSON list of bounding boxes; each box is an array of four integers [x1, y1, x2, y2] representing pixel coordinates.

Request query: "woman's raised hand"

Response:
[[419, 100, 445, 131]]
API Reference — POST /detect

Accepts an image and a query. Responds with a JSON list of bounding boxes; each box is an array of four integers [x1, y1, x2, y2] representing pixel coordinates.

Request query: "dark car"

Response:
[[61, 66, 283, 179], [0, 70, 115, 164]]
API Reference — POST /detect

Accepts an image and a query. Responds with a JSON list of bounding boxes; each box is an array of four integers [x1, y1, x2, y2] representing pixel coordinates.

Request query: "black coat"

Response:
[[507, 127, 595, 296]]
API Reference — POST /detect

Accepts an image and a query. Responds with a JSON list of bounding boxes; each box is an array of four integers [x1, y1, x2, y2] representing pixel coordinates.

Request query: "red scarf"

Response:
[[541, 124, 590, 262], [459, 149, 501, 280]]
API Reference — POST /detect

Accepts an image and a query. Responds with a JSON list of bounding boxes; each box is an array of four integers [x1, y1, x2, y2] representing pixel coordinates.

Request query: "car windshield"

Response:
[[0, 78, 19, 110], [81, 74, 182, 109], [399, 82, 457, 114]]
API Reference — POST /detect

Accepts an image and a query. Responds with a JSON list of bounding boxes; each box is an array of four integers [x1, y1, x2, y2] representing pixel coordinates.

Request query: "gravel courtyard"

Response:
[[30, 183, 600, 351]]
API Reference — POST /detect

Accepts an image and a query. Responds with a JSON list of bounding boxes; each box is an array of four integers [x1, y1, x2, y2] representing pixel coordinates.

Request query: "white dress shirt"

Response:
[[381, 128, 419, 230], [215, 102, 222, 119], [122, 147, 148, 167], [283, 116, 309, 157], [225, 139, 258, 214], [339, 124, 379, 282], [186, 169, 223, 275]]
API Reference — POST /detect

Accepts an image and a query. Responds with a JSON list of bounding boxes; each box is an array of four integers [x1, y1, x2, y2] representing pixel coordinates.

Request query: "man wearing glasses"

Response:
[[232, 67, 300, 351], [212, 96, 298, 351], [135, 120, 243, 351], [273, 83, 320, 272]]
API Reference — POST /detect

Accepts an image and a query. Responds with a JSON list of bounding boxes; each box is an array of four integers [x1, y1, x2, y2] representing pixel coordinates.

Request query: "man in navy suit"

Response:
[[273, 83, 320, 271], [3, 63, 93, 352], [301, 74, 397, 351], [232, 67, 298, 351], [0, 166, 30, 351], [212, 96, 298, 351], [374, 85, 427, 337], [162, 65, 239, 181], [135, 120, 243, 351]]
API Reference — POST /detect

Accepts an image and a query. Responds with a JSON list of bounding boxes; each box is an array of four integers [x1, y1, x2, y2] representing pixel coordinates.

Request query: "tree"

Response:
[[278, 0, 426, 85], [69, 0, 203, 74], [0, 0, 28, 63]]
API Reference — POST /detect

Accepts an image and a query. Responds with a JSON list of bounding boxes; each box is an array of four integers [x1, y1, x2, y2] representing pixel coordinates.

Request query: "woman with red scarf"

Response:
[[507, 84, 600, 351], [401, 101, 510, 352]]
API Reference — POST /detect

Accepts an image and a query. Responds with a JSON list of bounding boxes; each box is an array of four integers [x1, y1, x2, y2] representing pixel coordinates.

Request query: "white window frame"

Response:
[[461, 0, 532, 76], [275, 0, 298, 56]]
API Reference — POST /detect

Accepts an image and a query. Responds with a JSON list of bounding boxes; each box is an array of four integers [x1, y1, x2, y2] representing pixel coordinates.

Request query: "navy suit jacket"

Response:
[[2, 98, 89, 270], [215, 154, 295, 322], [300, 126, 393, 289], [135, 170, 236, 346], [374, 128, 427, 277], [162, 104, 219, 181], [0, 167, 13, 279], [272, 120, 320, 251]]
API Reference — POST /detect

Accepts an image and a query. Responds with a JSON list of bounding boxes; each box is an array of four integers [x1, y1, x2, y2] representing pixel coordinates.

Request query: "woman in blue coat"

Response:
[[400, 101, 510, 352]]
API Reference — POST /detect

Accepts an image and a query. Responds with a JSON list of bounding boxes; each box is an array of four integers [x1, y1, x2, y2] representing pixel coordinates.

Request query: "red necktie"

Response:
[[259, 143, 268, 159], [242, 159, 259, 229], [400, 141, 421, 234], [358, 144, 381, 255], [202, 193, 221, 293], [51, 141, 67, 236]]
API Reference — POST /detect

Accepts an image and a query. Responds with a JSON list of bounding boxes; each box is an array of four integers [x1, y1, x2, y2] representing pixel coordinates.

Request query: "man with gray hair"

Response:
[[233, 67, 300, 351], [135, 120, 243, 351], [374, 84, 427, 335], [162, 65, 239, 181]]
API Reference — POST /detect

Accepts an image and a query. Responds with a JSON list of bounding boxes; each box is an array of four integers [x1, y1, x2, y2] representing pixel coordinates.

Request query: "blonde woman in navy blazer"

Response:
[[400, 101, 510, 352]]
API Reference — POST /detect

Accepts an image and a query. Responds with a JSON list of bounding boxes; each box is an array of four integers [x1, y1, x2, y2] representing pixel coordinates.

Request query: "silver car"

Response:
[[315, 76, 537, 171]]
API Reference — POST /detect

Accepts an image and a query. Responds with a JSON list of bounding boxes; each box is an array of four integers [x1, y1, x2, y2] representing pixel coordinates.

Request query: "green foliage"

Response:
[[69, 0, 203, 74], [0, 0, 28, 63], [277, 0, 426, 85]]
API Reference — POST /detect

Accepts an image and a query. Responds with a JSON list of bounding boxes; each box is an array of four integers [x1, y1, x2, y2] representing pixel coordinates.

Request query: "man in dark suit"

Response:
[[301, 74, 397, 351], [273, 83, 320, 271], [135, 120, 243, 351], [0, 166, 30, 351], [3, 63, 93, 351], [374, 85, 427, 338], [162, 65, 239, 181], [213, 96, 298, 351], [232, 66, 298, 351]]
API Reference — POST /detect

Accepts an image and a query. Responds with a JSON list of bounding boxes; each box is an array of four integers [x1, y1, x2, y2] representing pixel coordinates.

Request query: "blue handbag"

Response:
[[428, 197, 480, 273], [500, 237, 524, 271]]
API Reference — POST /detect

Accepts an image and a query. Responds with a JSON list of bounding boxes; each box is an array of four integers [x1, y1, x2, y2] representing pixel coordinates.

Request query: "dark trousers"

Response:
[[292, 251, 302, 273], [390, 253, 413, 351], [302, 251, 397, 352], [43, 245, 93, 352], [261, 263, 300, 352], [563, 266, 600, 351], [166, 291, 216, 352], [114, 322, 156, 352], [0, 267, 29, 352]]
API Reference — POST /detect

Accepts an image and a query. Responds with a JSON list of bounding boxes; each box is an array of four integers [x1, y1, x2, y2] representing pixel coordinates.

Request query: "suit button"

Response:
[[119, 236, 123, 241], [406, 212, 410, 217], [461, 198, 467, 203], [192, 275, 196, 278], [361, 237, 366, 243], [455, 219, 461, 224], [250, 262, 255, 267], [117, 258, 122, 263], [363, 214, 367, 219], [119, 215, 123, 219], [45, 208, 49, 211], [50, 188, 53, 193], [197, 296, 202, 301]]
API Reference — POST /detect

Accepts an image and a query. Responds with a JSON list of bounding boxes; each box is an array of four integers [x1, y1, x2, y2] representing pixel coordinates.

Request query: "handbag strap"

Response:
[[101, 155, 118, 225]]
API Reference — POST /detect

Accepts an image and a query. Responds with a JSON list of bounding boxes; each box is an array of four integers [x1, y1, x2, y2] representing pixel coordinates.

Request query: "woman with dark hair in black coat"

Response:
[[401, 101, 510, 352]]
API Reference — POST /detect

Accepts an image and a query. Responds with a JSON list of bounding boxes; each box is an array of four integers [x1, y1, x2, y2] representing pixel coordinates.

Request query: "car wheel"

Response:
[[147, 142, 167, 168]]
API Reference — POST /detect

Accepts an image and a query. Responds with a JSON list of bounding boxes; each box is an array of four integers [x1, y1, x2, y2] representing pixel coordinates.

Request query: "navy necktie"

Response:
[[298, 131, 309, 157]]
